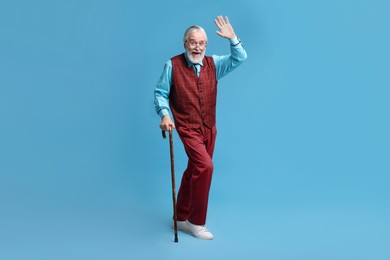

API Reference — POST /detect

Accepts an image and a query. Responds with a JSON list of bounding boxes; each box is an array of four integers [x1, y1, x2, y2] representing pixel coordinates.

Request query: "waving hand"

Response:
[[214, 16, 236, 40]]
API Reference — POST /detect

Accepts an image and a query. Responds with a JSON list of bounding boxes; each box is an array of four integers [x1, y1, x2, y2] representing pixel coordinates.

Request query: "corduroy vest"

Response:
[[170, 54, 217, 129]]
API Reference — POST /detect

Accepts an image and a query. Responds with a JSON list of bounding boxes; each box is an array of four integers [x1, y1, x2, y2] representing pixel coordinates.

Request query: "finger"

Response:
[[218, 15, 225, 25], [161, 124, 167, 131], [214, 18, 221, 28]]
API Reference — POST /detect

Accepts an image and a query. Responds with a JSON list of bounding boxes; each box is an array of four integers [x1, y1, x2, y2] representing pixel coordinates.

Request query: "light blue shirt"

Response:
[[154, 37, 247, 118]]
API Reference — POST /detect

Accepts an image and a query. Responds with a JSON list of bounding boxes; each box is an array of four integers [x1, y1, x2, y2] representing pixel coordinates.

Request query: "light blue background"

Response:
[[1, 0, 389, 259]]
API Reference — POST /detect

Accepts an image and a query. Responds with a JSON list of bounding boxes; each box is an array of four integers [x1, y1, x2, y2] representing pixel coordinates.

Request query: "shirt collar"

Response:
[[184, 52, 204, 67]]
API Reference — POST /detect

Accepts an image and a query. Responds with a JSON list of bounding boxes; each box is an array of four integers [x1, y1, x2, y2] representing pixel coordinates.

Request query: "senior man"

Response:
[[154, 16, 247, 240]]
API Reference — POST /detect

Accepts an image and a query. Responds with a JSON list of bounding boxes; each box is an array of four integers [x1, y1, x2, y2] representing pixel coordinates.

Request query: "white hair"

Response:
[[183, 25, 208, 43]]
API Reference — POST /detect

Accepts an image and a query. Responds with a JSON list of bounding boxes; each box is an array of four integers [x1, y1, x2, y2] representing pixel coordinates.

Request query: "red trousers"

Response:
[[176, 124, 217, 225]]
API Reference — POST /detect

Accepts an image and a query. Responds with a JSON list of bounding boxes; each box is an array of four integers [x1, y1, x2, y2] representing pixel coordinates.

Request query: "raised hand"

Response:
[[214, 16, 236, 40]]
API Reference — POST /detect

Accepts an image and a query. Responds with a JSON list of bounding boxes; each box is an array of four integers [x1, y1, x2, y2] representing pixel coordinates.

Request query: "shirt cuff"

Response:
[[158, 108, 169, 118], [229, 36, 240, 45]]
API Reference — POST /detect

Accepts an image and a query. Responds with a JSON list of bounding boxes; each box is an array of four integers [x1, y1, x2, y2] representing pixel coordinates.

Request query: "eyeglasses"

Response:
[[187, 41, 207, 48]]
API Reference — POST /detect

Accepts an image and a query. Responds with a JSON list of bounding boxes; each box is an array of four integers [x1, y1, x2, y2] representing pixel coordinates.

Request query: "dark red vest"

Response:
[[170, 54, 217, 128]]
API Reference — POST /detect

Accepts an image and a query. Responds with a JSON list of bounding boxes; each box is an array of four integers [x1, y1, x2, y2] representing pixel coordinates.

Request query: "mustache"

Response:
[[188, 49, 205, 55]]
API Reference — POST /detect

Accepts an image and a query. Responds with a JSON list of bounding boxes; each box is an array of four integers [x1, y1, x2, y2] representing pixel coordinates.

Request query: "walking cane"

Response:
[[162, 129, 179, 243]]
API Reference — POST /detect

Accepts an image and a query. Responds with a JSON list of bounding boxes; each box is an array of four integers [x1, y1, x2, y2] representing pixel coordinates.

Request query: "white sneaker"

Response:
[[172, 220, 189, 232], [185, 220, 214, 240]]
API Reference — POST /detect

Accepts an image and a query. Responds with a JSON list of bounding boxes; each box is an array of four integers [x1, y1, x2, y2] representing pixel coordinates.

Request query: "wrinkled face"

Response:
[[184, 31, 207, 64]]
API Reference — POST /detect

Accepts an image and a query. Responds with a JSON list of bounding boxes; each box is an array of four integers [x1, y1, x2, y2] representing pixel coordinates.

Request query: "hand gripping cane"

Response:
[[162, 129, 178, 243]]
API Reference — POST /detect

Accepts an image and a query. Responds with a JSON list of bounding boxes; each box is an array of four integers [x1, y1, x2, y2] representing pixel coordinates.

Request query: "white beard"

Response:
[[186, 49, 206, 64]]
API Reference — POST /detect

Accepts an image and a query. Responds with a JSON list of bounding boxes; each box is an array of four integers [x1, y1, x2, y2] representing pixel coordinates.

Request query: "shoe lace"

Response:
[[199, 226, 209, 233]]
